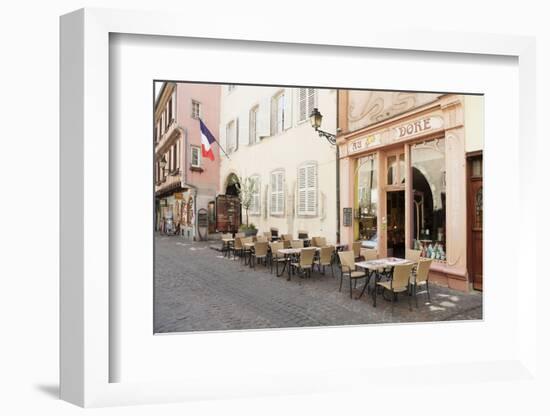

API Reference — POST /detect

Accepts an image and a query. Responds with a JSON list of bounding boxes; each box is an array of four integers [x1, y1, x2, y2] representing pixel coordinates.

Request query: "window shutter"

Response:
[[256, 177, 261, 214], [298, 167, 307, 215], [299, 88, 307, 121], [235, 118, 239, 151], [270, 96, 277, 135], [277, 172, 284, 214], [306, 164, 317, 214], [283, 89, 292, 130], [298, 164, 317, 215], [307, 89, 315, 117], [249, 107, 257, 145], [271, 173, 277, 214], [171, 92, 176, 121]]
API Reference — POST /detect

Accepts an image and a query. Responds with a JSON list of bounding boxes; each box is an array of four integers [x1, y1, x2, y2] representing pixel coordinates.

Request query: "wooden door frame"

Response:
[[466, 151, 483, 290]]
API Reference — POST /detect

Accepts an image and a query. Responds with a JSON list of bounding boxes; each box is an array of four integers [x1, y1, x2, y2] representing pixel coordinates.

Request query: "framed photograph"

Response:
[[60, 8, 538, 408]]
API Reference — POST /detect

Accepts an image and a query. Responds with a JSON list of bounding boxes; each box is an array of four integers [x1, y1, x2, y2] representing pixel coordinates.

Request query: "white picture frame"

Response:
[[60, 8, 538, 408]]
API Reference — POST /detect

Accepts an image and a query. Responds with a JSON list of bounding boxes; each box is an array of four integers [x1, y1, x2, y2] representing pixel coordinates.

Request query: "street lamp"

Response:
[[309, 107, 340, 243], [309, 107, 336, 145]]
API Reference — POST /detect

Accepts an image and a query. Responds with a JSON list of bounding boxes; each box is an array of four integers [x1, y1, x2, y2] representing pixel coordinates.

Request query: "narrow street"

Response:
[[154, 235, 483, 333]]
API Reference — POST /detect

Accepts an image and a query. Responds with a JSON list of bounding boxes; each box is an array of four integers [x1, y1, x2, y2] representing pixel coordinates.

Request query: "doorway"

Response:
[[467, 154, 483, 290], [386, 190, 405, 258]]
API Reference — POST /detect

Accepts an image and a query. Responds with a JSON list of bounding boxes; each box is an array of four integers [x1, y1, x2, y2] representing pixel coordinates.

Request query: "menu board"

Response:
[[343, 207, 353, 227]]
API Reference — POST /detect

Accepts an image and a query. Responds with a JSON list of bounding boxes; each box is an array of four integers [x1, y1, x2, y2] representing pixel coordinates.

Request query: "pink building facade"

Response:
[[154, 82, 221, 240]]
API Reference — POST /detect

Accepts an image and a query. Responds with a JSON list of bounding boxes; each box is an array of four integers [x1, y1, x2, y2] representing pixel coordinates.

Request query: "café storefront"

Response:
[[338, 92, 481, 291]]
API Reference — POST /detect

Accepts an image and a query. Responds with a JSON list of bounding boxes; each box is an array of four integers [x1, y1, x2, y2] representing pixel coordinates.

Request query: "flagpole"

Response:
[[199, 118, 231, 160]]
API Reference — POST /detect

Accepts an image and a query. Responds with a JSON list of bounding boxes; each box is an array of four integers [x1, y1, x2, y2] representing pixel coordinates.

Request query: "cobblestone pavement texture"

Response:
[[154, 236, 483, 333]]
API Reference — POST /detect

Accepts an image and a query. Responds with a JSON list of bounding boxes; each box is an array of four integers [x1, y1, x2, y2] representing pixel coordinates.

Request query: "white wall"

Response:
[[465, 95, 485, 153], [219, 85, 338, 241]]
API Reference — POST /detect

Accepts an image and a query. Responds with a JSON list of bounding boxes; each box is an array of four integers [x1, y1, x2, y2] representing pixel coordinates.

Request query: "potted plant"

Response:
[[239, 222, 258, 237]]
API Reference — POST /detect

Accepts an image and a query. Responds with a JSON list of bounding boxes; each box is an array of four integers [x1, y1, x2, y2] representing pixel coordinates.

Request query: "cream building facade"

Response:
[[337, 90, 484, 291], [219, 85, 338, 241]]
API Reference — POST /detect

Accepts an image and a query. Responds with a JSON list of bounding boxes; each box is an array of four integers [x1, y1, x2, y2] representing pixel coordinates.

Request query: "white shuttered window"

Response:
[[250, 176, 261, 215], [299, 88, 316, 122], [270, 92, 285, 135], [270, 170, 285, 215], [298, 163, 318, 216], [226, 120, 237, 154]]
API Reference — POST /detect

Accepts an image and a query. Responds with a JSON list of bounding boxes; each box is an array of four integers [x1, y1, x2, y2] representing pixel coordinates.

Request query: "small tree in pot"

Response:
[[229, 175, 258, 236]]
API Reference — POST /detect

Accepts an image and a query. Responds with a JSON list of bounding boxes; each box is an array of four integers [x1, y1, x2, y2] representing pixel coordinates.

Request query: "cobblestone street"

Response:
[[154, 235, 483, 333]]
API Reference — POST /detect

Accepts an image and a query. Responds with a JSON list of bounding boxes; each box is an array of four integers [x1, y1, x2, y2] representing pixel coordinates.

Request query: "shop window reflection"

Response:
[[411, 138, 446, 260], [356, 155, 378, 244]]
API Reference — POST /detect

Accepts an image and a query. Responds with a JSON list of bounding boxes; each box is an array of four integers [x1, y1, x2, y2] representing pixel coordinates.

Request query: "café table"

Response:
[[355, 257, 414, 301], [243, 242, 255, 266], [277, 248, 303, 281], [221, 238, 234, 258]]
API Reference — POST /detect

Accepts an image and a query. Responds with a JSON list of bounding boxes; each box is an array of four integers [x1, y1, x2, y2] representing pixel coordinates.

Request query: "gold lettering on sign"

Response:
[[397, 117, 437, 140]]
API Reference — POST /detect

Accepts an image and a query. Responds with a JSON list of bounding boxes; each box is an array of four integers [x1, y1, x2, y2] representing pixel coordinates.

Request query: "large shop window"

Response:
[[411, 138, 447, 260], [356, 155, 378, 243]]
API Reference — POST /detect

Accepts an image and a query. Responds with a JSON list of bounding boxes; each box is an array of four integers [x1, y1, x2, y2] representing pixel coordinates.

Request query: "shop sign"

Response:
[[174, 192, 184, 200], [392, 116, 444, 141], [348, 134, 381, 155]]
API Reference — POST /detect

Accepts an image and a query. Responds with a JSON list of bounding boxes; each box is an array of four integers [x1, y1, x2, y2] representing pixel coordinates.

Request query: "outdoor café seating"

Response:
[[251, 241, 269, 269], [263, 231, 272, 242], [409, 258, 433, 306], [338, 250, 367, 298], [221, 233, 234, 257], [315, 245, 335, 277], [374, 262, 415, 313], [256, 234, 268, 243], [311, 236, 327, 247], [241, 236, 254, 264], [406, 248, 422, 276], [290, 239, 304, 249], [281, 233, 293, 248], [291, 247, 316, 278], [352, 241, 362, 261], [360, 248, 378, 261], [269, 241, 286, 275], [232, 236, 244, 260]]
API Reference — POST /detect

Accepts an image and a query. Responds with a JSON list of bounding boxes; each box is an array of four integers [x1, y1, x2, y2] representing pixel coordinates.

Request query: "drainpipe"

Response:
[[336, 91, 341, 244]]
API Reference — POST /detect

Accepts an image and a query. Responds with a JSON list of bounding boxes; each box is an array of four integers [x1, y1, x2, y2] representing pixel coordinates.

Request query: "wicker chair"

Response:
[[410, 258, 432, 306], [251, 241, 269, 269], [316, 245, 335, 277], [360, 248, 378, 261], [406, 249, 422, 262], [256, 234, 268, 243], [241, 236, 254, 264], [374, 263, 414, 313], [281, 233, 292, 248], [352, 241, 362, 261], [337, 251, 367, 299], [233, 237, 244, 260], [290, 239, 304, 249], [311, 236, 327, 247], [291, 247, 316, 278], [269, 241, 286, 276]]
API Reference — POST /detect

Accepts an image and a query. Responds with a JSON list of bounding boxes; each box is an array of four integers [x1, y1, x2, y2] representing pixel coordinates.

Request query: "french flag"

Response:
[[199, 118, 216, 161]]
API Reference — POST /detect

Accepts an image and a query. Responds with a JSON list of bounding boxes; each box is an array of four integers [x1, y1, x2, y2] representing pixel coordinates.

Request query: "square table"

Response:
[[355, 257, 414, 301]]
